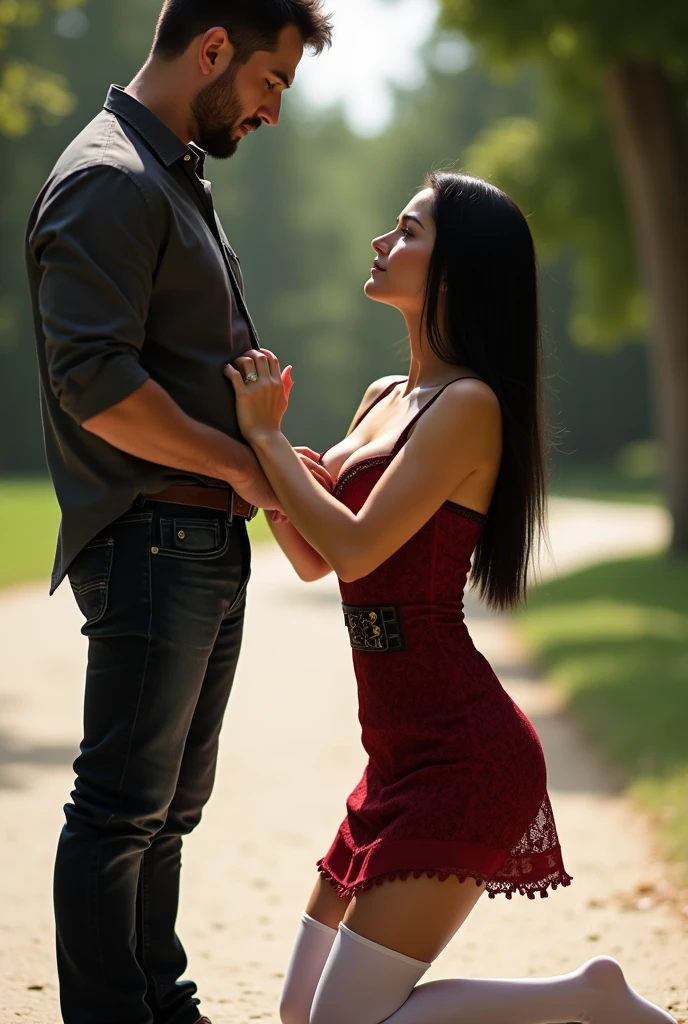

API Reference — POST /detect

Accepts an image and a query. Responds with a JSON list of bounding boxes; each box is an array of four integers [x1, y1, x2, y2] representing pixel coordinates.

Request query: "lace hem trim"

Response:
[[316, 861, 573, 901]]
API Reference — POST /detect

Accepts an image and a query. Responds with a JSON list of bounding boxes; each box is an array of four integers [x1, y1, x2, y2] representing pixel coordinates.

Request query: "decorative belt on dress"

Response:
[[342, 604, 405, 652]]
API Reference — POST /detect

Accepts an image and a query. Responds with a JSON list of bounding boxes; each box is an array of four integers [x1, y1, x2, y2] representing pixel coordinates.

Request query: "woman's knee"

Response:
[[280, 912, 339, 1024], [279, 989, 311, 1024], [308, 924, 429, 1024]]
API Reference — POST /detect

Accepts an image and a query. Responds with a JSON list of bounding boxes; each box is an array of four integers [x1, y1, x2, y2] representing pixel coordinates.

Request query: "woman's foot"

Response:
[[581, 956, 677, 1023]]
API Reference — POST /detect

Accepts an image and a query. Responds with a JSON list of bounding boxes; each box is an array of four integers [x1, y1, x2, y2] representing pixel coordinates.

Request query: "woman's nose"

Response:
[[372, 235, 388, 255]]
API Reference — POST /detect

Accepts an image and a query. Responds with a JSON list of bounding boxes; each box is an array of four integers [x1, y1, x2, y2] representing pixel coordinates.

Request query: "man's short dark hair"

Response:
[[153, 0, 332, 63]]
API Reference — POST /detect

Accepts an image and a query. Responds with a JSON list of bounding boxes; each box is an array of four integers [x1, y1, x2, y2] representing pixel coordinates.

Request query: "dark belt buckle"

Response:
[[231, 493, 259, 522], [342, 604, 405, 652]]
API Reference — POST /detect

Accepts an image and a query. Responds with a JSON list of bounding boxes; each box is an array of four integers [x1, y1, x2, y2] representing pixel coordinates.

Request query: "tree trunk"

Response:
[[605, 62, 688, 554]]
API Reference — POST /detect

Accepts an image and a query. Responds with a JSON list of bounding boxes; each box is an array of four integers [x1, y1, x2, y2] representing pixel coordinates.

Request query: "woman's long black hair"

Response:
[[423, 172, 547, 611]]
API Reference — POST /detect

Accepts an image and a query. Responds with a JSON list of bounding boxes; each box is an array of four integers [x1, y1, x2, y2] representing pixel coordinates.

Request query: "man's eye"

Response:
[[266, 80, 276, 91]]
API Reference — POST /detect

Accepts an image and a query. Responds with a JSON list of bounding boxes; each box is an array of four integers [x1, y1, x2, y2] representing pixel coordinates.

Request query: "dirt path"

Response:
[[1, 498, 686, 1023]]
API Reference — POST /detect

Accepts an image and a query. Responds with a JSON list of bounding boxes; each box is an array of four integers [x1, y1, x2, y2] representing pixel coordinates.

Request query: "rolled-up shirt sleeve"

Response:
[[30, 165, 158, 424]]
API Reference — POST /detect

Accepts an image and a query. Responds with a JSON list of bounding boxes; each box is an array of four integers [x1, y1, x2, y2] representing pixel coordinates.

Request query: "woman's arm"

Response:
[[266, 516, 333, 582], [260, 379, 404, 583], [227, 351, 501, 583], [264, 446, 333, 581]]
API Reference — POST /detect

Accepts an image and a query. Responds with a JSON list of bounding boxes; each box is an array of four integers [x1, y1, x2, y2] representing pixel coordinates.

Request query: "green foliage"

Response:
[[440, 0, 688, 68], [0, 0, 85, 136], [440, 0, 688, 349], [518, 552, 688, 869], [465, 78, 648, 346]]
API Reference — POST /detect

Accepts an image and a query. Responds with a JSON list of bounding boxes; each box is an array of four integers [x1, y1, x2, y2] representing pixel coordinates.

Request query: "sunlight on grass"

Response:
[[0, 478, 273, 590], [518, 554, 688, 873], [550, 460, 663, 507], [0, 479, 60, 589], [524, 599, 688, 645], [247, 511, 275, 546]]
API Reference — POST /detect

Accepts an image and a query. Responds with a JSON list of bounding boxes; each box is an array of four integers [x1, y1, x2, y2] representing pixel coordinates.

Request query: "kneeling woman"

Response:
[[226, 172, 675, 1024]]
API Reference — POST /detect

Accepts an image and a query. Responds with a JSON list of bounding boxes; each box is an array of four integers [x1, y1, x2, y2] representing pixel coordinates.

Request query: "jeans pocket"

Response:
[[157, 516, 229, 560], [68, 538, 114, 627]]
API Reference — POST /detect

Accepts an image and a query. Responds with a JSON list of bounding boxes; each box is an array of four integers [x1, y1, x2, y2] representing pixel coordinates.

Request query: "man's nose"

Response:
[[257, 93, 283, 127]]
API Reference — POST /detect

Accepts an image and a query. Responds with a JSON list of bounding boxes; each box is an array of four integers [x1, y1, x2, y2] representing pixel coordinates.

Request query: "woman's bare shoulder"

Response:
[[347, 375, 407, 435], [441, 377, 501, 419], [408, 377, 502, 455], [362, 375, 407, 404]]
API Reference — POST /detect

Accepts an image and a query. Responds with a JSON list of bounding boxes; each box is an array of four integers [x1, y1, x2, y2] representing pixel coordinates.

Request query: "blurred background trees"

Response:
[[1, 0, 682, 533], [0, 0, 86, 135], [440, 0, 688, 551]]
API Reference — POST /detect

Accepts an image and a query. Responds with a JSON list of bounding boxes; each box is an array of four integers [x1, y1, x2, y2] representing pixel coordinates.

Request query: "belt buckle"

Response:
[[342, 604, 405, 652], [230, 491, 259, 522]]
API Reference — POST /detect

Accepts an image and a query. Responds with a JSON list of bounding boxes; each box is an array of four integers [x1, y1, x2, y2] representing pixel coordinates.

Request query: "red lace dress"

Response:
[[317, 381, 572, 900]]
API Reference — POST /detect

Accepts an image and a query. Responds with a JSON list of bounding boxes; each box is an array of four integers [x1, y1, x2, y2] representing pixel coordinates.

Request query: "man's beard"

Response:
[[191, 61, 260, 160]]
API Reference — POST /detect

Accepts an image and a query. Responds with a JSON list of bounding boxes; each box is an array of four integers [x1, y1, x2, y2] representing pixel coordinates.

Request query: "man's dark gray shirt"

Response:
[[26, 86, 257, 594]]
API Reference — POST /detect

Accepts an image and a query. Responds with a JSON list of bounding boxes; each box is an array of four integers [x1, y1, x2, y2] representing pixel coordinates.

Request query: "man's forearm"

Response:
[[82, 379, 255, 488]]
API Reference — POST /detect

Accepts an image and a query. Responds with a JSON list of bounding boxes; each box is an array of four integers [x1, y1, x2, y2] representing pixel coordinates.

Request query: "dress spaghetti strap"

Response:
[[390, 377, 483, 458], [350, 378, 406, 433], [319, 379, 406, 464]]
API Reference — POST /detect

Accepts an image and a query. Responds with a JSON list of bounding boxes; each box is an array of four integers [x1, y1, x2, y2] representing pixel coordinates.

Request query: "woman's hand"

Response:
[[225, 348, 293, 443]]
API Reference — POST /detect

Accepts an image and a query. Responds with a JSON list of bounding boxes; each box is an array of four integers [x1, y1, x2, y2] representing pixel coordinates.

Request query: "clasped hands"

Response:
[[225, 349, 334, 516]]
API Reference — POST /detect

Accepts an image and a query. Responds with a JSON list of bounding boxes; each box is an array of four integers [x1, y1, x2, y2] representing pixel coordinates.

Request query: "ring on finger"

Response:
[[244, 371, 259, 383]]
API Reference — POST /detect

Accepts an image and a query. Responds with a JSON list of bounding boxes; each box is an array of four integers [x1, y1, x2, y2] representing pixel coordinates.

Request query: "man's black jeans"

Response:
[[55, 500, 251, 1024]]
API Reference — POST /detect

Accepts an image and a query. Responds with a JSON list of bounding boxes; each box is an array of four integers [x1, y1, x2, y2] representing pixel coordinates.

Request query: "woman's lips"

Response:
[[371, 261, 387, 273]]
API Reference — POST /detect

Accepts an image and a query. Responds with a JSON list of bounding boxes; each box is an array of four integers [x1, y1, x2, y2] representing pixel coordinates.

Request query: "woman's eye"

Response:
[[400, 227, 412, 238]]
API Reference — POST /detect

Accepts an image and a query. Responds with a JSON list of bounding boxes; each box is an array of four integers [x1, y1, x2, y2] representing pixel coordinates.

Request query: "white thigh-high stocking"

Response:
[[309, 923, 676, 1024], [280, 913, 338, 1024], [310, 923, 430, 1024]]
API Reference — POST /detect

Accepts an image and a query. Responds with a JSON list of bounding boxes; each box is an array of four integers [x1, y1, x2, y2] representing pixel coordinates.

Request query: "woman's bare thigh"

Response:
[[306, 875, 353, 929], [343, 875, 486, 963]]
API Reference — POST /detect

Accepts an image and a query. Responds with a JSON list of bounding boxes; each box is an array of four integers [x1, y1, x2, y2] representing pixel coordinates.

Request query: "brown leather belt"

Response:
[[142, 485, 258, 521]]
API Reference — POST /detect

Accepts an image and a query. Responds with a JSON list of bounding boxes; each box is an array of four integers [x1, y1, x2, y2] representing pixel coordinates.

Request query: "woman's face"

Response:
[[364, 188, 436, 315]]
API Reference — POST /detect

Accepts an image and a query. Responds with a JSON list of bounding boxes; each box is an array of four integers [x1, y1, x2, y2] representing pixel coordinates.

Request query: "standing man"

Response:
[[25, 3, 332, 1023]]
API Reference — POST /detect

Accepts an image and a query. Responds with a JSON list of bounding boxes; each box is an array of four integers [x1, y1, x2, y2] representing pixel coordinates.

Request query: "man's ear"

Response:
[[198, 27, 234, 76]]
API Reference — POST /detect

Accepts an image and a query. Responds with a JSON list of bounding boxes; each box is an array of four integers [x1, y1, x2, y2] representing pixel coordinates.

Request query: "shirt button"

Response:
[[151, 547, 159, 555], [177, 530, 185, 540], [183, 154, 191, 162]]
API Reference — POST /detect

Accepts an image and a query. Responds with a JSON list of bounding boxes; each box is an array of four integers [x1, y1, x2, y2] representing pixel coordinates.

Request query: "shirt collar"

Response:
[[188, 142, 207, 179], [104, 85, 195, 169]]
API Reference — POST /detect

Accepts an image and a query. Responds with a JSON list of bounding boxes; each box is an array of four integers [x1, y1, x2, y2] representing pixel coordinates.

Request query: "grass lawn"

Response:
[[550, 461, 663, 506], [517, 553, 688, 874], [0, 478, 273, 591], [0, 479, 60, 589]]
